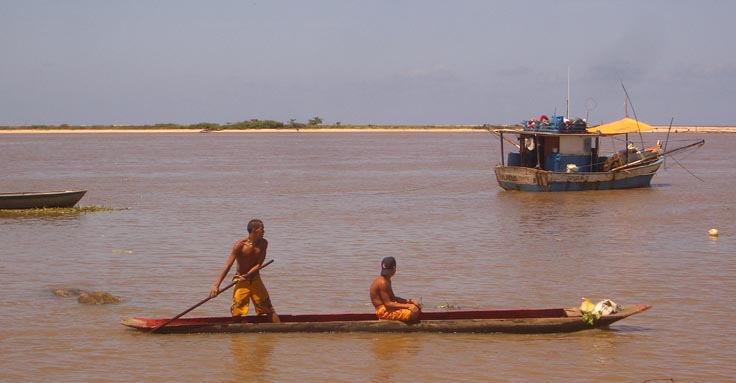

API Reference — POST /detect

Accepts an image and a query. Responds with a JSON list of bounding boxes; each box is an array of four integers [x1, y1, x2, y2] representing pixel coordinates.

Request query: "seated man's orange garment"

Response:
[[375, 304, 416, 322]]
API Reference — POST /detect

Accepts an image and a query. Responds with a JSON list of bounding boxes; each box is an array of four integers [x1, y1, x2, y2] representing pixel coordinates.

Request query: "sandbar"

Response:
[[0, 126, 733, 134]]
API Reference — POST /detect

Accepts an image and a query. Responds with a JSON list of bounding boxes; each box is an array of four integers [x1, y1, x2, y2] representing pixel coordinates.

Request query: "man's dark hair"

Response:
[[381, 256, 397, 277], [247, 219, 264, 233]]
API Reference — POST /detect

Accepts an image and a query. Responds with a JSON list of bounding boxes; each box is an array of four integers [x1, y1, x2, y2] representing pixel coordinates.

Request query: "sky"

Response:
[[1, 1, 734, 126]]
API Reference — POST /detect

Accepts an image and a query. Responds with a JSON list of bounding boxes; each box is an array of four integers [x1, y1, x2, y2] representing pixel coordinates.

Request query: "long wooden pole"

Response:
[[149, 259, 274, 333], [609, 140, 704, 172]]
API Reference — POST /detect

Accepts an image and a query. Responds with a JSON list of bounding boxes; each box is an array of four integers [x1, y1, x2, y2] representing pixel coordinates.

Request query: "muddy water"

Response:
[[0, 131, 732, 382]]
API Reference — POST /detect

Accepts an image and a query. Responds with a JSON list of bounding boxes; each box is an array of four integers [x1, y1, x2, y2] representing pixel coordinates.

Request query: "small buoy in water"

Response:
[[708, 228, 719, 237]]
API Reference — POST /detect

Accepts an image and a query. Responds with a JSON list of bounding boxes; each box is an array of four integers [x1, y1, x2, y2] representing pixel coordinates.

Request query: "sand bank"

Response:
[[0, 128, 483, 134], [0, 126, 733, 134], [650, 126, 736, 133]]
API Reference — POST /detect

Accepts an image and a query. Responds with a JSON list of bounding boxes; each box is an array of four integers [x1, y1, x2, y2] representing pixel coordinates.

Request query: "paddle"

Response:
[[149, 259, 274, 333]]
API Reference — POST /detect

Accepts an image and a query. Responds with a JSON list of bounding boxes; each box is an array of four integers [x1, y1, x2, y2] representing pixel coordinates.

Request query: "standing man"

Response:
[[210, 219, 280, 323], [369, 256, 422, 322]]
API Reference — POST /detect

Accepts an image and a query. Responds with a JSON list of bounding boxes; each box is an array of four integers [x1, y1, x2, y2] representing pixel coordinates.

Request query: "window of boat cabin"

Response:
[[559, 136, 592, 155]]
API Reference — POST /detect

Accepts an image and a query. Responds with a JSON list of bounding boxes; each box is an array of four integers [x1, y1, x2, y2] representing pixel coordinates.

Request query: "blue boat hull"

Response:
[[494, 157, 663, 192]]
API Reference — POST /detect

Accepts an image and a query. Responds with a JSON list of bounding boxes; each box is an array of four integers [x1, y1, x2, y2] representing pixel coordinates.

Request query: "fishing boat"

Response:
[[492, 116, 704, 192], [121, 303, 650, 334], [0, 190, 87, 209]]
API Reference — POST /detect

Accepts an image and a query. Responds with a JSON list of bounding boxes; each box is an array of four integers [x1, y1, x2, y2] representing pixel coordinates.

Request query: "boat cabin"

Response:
[[499, 115, 658, 173]]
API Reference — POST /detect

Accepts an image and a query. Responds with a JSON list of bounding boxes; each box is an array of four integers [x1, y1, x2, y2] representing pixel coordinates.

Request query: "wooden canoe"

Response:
[[121, 304, 651, 334], [0, 190, 87, 209]]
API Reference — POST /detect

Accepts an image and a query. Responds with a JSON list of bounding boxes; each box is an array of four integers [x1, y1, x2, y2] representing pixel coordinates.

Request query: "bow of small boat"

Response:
[[121, 317, 153, 330], [121, 316, 189, 330], [0, 190, 87, 209], [563, 303, 651, 328], [611, 304, 652, 319], [564, 303, 651, 316], [121, 315, 244, 330]]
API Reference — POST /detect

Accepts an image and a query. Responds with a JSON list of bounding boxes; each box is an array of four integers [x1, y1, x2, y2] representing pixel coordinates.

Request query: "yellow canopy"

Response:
[[586, 117, 654, 135]]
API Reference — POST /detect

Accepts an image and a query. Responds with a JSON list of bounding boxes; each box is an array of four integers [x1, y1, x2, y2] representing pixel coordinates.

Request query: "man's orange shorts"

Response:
[[231, 275, 276, 317]]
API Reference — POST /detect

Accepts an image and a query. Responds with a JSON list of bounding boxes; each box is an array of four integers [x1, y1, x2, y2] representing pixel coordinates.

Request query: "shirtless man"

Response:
[[210, 219, 280, 322], [369, 256, 422, 322]]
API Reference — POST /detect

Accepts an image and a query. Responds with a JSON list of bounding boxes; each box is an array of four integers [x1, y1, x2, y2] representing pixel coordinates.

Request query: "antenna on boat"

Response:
[[566, 66, 571, 118]]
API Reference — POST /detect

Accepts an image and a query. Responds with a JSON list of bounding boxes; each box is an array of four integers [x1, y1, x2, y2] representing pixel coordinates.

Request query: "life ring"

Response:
[[539, 114, 549, 122]]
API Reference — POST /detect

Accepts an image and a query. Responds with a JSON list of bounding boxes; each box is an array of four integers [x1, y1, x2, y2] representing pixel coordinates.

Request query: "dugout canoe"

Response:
[[0, 190, 87, 209], [121, 303, 651, 334]]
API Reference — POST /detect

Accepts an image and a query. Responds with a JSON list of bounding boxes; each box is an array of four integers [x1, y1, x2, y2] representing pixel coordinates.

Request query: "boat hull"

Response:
[[0, 190, 87, 209], [121, 304, 650, 334], [494, 158, 662, 192]]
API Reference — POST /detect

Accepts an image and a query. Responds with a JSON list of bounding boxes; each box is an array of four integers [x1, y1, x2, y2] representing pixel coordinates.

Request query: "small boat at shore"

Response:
[[0, 190, 87, 209], [492, 116, 704, 192], [121, 303, 650, 334]]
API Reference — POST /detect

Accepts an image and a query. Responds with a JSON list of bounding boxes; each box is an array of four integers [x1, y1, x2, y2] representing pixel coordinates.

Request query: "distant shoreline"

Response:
[[0, 126, 733, 134], [0, 127, 481, 134], [649, 126, 736, 133]]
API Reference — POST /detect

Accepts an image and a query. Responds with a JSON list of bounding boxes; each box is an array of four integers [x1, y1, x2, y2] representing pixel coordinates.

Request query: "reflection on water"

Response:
[[370, 335, 421, 382], [229, 335, 275, 380]]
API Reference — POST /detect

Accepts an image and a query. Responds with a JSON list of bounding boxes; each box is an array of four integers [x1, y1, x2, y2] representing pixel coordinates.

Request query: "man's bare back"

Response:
[[369, 276, 396, 308]]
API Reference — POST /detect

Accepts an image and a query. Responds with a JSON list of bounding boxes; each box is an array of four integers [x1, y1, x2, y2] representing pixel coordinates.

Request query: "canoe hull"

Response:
[[0, 190, 87, 209], [121, 304, 650, 334], [494, 158, 662, 192]]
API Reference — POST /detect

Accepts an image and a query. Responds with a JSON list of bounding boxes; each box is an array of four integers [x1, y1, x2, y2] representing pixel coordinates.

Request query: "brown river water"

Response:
[[0, 131, 733, 382]]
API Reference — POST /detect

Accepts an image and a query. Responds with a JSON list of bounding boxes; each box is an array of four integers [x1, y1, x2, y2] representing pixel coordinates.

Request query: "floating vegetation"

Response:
[[0, 205, 123, 217], [436, 302, 459, 310], [77, 291, 123, 305], [52, 288, 123, 305], [53, 288, 84, 297], [434, 301, 480, 310]]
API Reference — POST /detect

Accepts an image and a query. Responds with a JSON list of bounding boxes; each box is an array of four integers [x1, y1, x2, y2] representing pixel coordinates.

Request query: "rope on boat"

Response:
[[621, 81, 646, 148], [609, 139, 704, 173], [666, 154, 705, 182], [486, 127, 520, 149]]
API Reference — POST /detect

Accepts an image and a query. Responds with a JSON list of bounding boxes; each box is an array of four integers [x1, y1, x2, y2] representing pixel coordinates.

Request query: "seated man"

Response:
[[369, 256, 422, 322]]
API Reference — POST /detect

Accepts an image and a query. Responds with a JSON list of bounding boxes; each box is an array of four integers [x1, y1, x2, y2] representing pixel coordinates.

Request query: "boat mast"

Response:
[[566, 66, 570, 119]]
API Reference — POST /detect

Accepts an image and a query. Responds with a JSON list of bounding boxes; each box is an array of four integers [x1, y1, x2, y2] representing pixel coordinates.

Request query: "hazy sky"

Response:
[[1, 1, 733, 126]]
